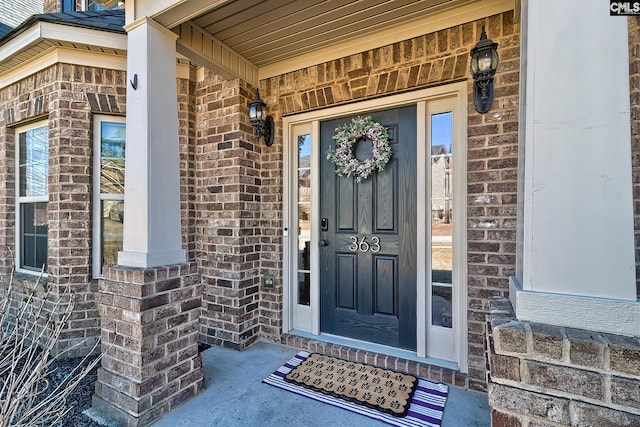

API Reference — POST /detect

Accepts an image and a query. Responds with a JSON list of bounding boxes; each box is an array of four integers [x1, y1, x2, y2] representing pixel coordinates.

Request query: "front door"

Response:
[[319, 106, 417, 351]]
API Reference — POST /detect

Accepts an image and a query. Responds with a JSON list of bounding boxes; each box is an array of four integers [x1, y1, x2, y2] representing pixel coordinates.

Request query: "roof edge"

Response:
[[0, 10, 125, 46]]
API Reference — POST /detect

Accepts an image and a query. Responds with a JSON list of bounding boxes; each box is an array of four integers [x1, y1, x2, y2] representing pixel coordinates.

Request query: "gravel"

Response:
[[51, 356, 102, 427]]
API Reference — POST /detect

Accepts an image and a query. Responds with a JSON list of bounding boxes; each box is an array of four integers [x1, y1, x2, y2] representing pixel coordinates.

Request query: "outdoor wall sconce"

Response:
[[470, 26, 499, 114], [249, 89, 274, 146]]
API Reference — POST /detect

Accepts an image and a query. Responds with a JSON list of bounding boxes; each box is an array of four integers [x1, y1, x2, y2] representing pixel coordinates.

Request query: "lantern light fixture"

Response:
[[470, 25, 499, 114], [249, 89, 274, 146]]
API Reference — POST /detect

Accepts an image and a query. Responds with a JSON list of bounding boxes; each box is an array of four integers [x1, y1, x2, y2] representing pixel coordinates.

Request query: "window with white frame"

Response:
[[86, 1, 124, 11], [16, 123, 49, 273], [92, 115, 125, 277]]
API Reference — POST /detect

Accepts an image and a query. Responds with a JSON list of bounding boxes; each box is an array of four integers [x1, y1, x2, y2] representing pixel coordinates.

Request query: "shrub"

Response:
[[0, 269, 101, 427]]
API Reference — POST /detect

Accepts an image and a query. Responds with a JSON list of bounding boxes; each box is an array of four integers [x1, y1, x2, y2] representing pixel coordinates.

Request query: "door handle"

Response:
[[319, 240, 329, 247]]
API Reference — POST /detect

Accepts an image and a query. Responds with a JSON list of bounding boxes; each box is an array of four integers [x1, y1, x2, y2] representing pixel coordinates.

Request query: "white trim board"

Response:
[[39, 21, 127, 50], [1, 48, 196, 89], [509, 277, 640, 336], [1, 48, 127, 88], [0, 22, 127, 64], [283, 84, 467, 125]]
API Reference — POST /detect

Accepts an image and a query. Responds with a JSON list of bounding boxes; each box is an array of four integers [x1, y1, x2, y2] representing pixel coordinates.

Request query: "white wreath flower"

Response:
[[326, 116, 392, 183]]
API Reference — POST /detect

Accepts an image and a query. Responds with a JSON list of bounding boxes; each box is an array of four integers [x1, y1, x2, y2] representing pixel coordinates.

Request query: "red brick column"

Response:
[[93, 263, 203, 426], [195, 75, 262, 350]]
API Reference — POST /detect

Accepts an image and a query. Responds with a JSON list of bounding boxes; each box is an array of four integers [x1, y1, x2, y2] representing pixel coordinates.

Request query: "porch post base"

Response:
[[93, 262, 204, 427], [486, 297, 640, 426]]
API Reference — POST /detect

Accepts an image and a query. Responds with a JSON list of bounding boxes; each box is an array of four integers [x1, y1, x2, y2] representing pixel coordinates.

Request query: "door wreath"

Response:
[[326, 116, 392, 183]]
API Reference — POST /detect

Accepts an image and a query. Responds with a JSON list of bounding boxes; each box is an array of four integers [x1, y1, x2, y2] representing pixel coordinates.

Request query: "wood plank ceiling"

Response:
[[162, 0, 476, 67]]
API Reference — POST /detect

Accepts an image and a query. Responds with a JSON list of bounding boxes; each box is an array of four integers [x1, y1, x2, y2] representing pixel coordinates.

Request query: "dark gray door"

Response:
[[320, 106, 417, 351]]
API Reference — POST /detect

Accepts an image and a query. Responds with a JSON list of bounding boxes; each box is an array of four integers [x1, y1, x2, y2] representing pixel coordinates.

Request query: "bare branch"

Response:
[[0, 270, 103, 427]]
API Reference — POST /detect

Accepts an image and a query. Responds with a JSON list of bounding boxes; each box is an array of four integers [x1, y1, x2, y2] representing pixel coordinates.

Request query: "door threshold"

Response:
[[289, 329, 459, 371]]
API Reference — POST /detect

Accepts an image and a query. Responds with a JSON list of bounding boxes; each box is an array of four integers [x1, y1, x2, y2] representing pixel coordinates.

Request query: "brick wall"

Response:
[[194, 73, 262, 349], [0, 63, 126, 356], [257, 86, 284, 342], [629, 17, 640, 298], [261, 11, 519, 390], [177, 74, 197, 261], [464, 13, 519, 391], [487, 297, 640, 426], [43, 0, 57, 13], [0, 67, 56, 274], [0, 96, 16, 276]]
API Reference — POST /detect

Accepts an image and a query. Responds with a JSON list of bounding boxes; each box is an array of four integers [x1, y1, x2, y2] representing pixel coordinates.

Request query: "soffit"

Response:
[[156, 0, 479, 67], [0, 22, 126, 77], [0, 40, 125, 75]]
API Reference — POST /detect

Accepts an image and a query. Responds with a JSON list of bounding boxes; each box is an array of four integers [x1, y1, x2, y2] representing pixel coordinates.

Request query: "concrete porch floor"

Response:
[[151, 341, 490, 427]]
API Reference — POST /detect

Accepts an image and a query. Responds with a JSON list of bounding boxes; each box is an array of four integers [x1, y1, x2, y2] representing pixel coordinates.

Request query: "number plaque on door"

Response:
[[348, 236, 381, 253]]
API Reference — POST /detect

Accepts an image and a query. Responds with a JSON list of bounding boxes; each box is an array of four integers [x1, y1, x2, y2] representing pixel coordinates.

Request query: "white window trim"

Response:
[[92, 114, 126, 278], [15, 121, 49, 276], [423, 96, 464, 364], [282, 82, 468, 371]]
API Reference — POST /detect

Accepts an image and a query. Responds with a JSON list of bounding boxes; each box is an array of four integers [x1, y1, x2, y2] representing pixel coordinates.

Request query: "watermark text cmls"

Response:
[[611, 1, 640, 15]]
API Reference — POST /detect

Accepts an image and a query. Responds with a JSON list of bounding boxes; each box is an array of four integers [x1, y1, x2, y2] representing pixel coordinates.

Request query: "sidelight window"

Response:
[[297, 134, 312, 306], [92, 115, 125, 277], [430, 112, 453, 328]]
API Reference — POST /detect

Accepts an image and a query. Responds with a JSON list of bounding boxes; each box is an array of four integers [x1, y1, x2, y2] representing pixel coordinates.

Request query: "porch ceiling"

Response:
[[152, 0, 490, 84]]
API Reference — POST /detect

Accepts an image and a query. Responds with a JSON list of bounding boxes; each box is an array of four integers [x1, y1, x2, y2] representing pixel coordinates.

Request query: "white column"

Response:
[[513, 1, 639, 334], [117, 17, 185, 268]]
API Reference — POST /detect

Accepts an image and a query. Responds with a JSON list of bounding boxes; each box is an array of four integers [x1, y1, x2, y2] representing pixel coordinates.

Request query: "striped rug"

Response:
[[262, 351, 449, 427]]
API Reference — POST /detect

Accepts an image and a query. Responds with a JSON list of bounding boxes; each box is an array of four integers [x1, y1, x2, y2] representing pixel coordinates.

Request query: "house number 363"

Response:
[[348, 236, 381, 253]]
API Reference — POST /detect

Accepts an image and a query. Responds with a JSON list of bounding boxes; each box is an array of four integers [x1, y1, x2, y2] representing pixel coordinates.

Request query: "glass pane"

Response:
[[297, 134, 311, 306], [431, 112, 453, 284], [21, 202, 47, 271], [100, 122, 126, 194], [19, 126, 48, 197], [298, 272, 311, 306], [21, 203, 35, 234], [432, 285, 452, 328], [35, 236, 47, 270], [88, 1, 123, 10], [87, 1, 105, 10], [102, 200, 124, 267], [22, 233, 34, 270], [61, 0, 74, 12], [298, 202, 311, 271]]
